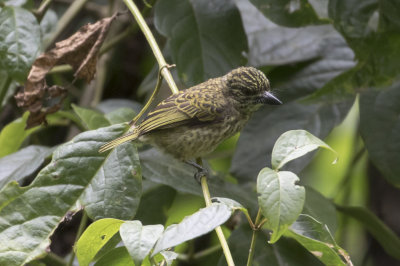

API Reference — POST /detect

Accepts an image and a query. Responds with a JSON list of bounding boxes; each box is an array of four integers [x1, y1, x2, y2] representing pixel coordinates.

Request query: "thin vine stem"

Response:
[[246, 208, 263, 266]]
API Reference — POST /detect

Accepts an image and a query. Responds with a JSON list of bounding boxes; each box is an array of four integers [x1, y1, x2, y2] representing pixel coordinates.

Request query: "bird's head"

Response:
[[224, 67, 282, 112]]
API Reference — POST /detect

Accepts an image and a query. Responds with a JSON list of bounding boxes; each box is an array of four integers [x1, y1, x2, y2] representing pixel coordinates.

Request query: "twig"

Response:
[[45, 0, 90, 49], [246, 208, 263, 266]]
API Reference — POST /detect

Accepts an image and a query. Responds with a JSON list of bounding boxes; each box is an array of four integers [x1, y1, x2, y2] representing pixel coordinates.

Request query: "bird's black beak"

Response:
[[262, 91, 282, 105]]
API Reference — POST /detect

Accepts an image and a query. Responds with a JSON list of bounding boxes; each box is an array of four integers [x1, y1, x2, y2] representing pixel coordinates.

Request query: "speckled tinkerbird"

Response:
[[99, 67, 282, 178]]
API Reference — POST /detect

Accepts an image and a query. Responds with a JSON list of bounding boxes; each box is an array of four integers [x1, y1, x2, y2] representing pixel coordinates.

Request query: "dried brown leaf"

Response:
[[15, 13, 118, 128]]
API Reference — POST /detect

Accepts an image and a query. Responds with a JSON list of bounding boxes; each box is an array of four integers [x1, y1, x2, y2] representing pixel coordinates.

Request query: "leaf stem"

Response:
[[67, 211, 88, 266], [122, 0, 179, 94], [246, 208, 263, 266], [198, 159, 235, 266]]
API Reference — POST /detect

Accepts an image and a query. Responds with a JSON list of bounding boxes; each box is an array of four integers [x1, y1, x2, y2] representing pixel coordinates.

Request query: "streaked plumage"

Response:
[[99, 67, 281, 160]]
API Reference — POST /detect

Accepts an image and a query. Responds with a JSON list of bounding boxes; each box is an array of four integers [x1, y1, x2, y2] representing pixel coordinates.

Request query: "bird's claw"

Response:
[[194, 168, 209, 184]]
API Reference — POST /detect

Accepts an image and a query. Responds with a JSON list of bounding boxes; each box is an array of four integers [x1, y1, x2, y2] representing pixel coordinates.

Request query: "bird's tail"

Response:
[[99, 131, 139, 153]]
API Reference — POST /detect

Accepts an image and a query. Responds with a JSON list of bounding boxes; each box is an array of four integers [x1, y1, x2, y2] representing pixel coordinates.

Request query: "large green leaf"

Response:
[[237, 0, 352, 66], [360, 83, 400, 186], [120, 221, 164, 266], [0, 6, 41, 81], [231, 101, 350, 181], [75, 218, 124, 266], [257, 168, 305, 243], [152, 203, 233, 255], [286, 214, 350, 265], [0, 124, 141, 265], [249, 0, 328, 27], [310, 0, 400, 100], [0, 145, 51, 189], [0, 112, 39, 158], [218, 224, 323, 266], [336, 205, 400, 260], [154, 0, 247, 86]]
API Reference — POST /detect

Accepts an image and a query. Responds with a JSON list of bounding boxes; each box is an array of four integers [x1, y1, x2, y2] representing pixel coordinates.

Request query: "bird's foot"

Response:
[[185, 160, 209, 183]]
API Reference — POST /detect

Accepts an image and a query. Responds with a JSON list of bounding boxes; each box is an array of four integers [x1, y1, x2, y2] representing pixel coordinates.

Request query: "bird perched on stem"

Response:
[[99, 66, 281, 178]]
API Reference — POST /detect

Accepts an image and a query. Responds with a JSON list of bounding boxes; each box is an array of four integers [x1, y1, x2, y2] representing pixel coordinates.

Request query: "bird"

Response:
[[99, 66, 282, 178]]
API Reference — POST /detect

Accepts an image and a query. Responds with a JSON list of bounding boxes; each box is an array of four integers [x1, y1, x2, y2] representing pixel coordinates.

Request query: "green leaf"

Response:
[[0, 145, 51, 189], [231, 101, 350, 182], [257, 168, 305, 243], [0, 124, 141, 265], [249, 0, 328, 28], [218, 224, 322, 266], [120, 221, 164, 266], [237, 0, 354, 68], [39, 9, 57, 44], [160, 251, 178, 266], [302, 187, 337, 234], [80, 139, 142, 220], [336, 205, 400, 260], [105, 108, 136, 125], [271, 130, 337, 170], [139, 148, 257, 211], [286, 214, 350, 265], [152, 203, 233, 255], [75, 218, 124, 266], [94, 246, 134, 266], [0, 112, 39, 158], [154, 0, 247, 86], [0, 6, 41, 82], [72, 104, 110, 130], [360, 83, 400, 186]]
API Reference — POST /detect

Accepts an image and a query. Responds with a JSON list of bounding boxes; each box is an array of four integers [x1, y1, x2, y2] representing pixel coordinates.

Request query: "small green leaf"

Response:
[[0, 112, 39, 158], [0, 145, 51, 189], [72, 104, 110, 130], [257, 168, 305, 243], [271, 130, 337, 170], [76, 218, 124, 266], [105, 108, 136, 125], [94, 246, 134, 266], [286, 214, 350, 265], [120, 221, 164, 266], [336, 205, 400, 260], [0, 6, 41, 81], [160, 250, 178, 266], [152, 203, 233, 255]]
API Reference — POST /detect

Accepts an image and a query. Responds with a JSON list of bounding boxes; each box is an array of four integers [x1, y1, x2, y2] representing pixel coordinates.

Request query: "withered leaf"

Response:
[[15, 13, 118, 129]]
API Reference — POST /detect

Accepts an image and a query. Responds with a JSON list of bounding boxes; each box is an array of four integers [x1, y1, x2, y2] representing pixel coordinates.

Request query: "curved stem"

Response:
[[123, 0, 179, 94]]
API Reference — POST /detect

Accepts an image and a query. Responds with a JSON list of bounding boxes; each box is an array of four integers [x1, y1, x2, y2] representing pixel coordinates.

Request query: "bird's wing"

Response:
[[137, 88, 225, 134]]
